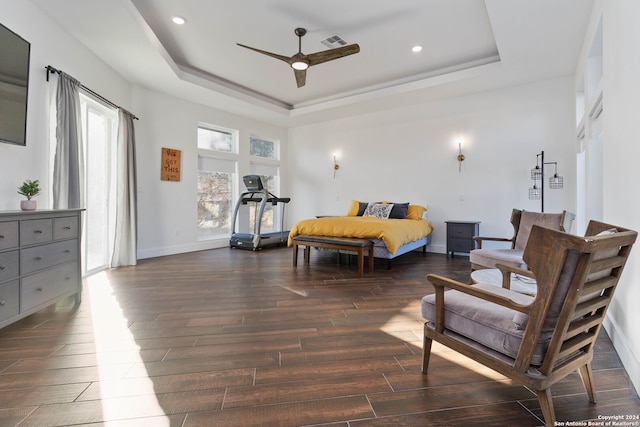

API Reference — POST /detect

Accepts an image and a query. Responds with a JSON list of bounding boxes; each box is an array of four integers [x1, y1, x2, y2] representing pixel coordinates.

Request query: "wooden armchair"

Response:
[[470, 209, 572, 271], [421, 220, 637, 427]]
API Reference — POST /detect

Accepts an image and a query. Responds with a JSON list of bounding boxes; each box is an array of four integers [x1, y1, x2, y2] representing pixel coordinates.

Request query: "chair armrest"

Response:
[[495, 263, 534, 279], [472, 236, 513, 249], [494, 263, 535, 290], [427, 273, 532, 313]]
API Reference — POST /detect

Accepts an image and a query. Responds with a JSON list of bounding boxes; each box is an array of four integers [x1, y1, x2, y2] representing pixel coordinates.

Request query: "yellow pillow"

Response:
[[347, 200, 360, 216], [406, 204, 427, 220]]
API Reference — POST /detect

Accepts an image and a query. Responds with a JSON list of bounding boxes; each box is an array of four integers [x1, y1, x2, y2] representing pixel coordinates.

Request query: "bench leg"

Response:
[[368, 246, 374, 273], [293, 243, 299, 267], [357, 248, 364, 277], [304, 246, 310, 264]]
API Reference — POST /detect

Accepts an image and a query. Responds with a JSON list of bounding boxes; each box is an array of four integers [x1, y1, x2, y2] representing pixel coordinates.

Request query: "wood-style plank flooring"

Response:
[[0, 247, 638, 426]]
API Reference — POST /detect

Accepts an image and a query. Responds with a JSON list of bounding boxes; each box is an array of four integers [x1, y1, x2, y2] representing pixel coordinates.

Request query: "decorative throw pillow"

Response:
[[406, 204, 427, 220], [363, 202, 394, 219], [347, 200, 360, 216], [356, 201, 369, 216], [388, 202, 409, 219]]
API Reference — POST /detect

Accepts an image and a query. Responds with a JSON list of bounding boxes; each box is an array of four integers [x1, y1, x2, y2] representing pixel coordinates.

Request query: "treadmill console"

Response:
[[243, 175, 264, 191]]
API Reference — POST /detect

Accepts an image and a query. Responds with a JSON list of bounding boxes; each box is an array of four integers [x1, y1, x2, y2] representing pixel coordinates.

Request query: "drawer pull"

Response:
[[35, 256, 43, 261], [64, 250, 71, 253], [0, 234, 4, 239], [36, 287, 44, 292], [0, 265, 5, 270], [0, 300, 5, 306], [64, 226, 72, 230], [34, 230, 43, 234]]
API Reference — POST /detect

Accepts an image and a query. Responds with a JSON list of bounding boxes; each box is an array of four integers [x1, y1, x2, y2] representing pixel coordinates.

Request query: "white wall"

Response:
[[599, 0, 640, 394], [288, 78, 577, 254], [132, 86, 289, 259], [0, 0, 131, 211]]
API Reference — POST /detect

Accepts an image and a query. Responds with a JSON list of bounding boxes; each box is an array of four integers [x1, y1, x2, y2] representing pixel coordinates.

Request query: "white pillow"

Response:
[[363, 202, 394, 219]]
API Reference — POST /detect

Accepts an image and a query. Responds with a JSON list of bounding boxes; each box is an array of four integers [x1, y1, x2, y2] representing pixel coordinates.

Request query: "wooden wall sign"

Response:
[[161, 147, 181, 181]]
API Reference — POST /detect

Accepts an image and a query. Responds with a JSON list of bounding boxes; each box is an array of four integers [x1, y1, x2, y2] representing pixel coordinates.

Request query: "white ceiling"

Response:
[[30, 0, 594, 126]]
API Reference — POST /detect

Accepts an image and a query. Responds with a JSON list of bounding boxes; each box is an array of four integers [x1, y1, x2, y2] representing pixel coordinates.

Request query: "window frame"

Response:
[[196, 124, 240, 241]]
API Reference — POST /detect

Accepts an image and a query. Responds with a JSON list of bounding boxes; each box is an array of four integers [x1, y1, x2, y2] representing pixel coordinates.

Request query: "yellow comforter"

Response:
[[287, 216, 433, 255]]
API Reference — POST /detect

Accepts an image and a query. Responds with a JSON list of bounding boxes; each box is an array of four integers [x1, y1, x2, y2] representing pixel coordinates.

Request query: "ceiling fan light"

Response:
[[291, 61, 308, 71]]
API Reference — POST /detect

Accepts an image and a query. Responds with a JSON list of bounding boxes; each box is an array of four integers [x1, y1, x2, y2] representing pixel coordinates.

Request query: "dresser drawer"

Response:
[[0, 221, 19, 250], [0, 280, 20, 323], [0, 250, 19, 283], [20, 219, 53, 246], [54, 216, 79, 240], [21, 240, 79, 275], [21, 262, 79, 312], [448, 237, 475, 252], [447, 223, 477, 237]]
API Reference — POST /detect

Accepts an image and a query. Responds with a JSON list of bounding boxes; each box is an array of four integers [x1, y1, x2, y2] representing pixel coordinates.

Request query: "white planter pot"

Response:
[[20, 200, 37, 211]]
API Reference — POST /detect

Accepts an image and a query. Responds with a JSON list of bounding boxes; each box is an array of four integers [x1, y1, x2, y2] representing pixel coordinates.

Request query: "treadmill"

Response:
[[229, 175, 291, 250]]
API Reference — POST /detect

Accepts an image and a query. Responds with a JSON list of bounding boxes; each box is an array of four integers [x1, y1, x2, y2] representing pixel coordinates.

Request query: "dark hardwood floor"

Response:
[[0, 247, 638, 426]]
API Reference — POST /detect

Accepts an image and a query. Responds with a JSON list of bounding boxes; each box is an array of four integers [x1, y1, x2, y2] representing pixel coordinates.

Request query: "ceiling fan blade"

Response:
[[294, 69, 307, 88], [307, 44, 360, 67], [236, 43, 290, 63]]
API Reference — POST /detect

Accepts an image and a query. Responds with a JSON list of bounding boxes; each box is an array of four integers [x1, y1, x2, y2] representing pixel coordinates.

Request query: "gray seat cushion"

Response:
[[421, 283, 553, 365]]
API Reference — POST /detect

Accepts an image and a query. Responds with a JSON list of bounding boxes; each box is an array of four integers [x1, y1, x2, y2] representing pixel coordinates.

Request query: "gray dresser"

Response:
[[0, 209, 82, 329]]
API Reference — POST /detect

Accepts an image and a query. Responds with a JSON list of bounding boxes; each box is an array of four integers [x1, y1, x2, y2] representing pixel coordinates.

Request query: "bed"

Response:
[[287, 201, 433, 263]]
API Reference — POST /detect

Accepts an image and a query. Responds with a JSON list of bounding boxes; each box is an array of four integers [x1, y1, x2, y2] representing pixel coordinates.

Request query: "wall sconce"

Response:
[[333, 153, 340, 179], [457, 141, 465, 172], [528, 151, 563, 212]]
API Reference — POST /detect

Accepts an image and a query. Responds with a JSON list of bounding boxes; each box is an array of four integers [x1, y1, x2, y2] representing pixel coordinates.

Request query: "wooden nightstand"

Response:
[[445, 220, 480, 257]]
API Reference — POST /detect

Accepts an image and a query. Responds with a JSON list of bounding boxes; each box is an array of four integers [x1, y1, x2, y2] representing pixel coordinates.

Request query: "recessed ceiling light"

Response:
[[172, 16, 186, 25], [412, 45, 423, 53]]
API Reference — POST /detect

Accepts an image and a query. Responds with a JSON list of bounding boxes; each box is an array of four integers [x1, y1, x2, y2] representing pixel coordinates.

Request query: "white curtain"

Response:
[[111, 109, 138, 267], [52, 72, 84, 209]]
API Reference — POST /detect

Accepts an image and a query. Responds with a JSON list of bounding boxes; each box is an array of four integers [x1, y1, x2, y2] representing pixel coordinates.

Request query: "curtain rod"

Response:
[[45, 65, 139, 120]]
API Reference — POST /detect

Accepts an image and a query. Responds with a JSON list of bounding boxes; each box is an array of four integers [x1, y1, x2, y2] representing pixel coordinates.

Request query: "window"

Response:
[[249, 136, 281, 233], [79, 93, 117, 275], [198, 126, 234, 152], [250, 136, 277, 159], [197, 125, 238, 240]]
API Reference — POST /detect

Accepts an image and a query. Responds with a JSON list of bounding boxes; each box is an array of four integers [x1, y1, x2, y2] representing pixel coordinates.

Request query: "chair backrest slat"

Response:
[[582, 276, 616, 296], [565, 316, 602, 340], [574, 297, 608, 318], [558, 333, 596, 360]]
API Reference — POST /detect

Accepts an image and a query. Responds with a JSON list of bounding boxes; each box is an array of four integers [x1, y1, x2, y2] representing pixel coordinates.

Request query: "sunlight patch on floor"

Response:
[[88, 272, 170, 425], [381, 308, 510, 382]]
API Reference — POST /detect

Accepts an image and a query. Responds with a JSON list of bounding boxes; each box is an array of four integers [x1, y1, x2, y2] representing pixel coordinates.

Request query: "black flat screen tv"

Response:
[[0, 22, 30, 146]]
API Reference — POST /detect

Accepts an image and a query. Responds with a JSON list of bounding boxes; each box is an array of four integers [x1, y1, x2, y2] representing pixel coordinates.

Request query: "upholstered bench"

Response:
[[292, 235, 374, 277]]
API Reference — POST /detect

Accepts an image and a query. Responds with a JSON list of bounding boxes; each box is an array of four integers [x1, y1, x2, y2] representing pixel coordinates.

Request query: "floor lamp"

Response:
[[529, 151, 563, 212]]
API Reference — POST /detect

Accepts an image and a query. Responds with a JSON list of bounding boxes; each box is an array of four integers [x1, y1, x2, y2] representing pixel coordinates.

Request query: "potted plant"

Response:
[[17, 179, 41, 211]]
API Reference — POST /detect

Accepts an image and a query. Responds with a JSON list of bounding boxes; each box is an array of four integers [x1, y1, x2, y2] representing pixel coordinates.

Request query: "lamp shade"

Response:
[[531, 166, 542, 180], [549, 173, 563, 189], [529, 185, 541, 200]]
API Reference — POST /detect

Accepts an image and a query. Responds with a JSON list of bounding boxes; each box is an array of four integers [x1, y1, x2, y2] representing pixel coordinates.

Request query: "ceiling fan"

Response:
[[237, 28, 360, 88]]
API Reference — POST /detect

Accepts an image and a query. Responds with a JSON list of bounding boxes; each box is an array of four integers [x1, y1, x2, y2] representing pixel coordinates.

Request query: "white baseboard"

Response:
[[603, 313, 640, 395], [137, 238, 229, 260]]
